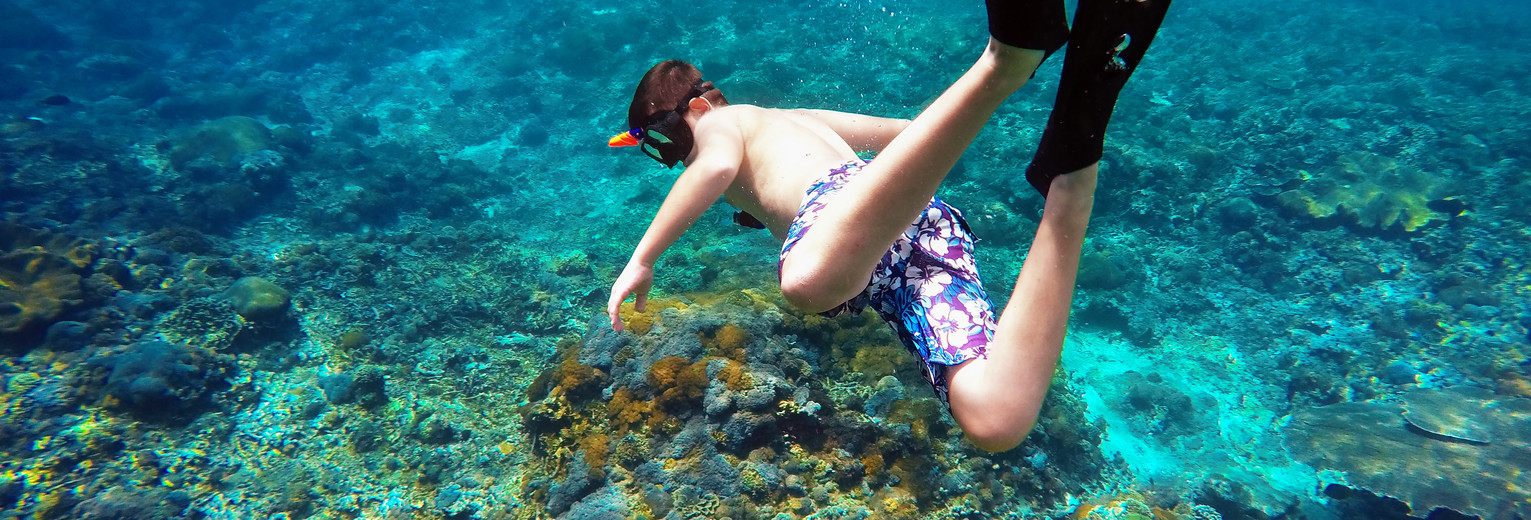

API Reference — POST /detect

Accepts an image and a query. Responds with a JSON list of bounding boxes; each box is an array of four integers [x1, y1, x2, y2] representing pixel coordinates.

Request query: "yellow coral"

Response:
[[872, 484, 921, 519], [889, 397, 942, 442], [1498, 376, 1531, 398], [618, 298, 687, 335], [703, 323, 749, 360], [1277, 151, 1457, 232], [1070, 492, 1156, 520], [607, 388, 658, 431], [0, 247, 84, 334], [647, 356, 708, 413], [580, 432, 610, 467], [338, 329, 370, 350], [0, 224, 102, 335], [714, 360, 753, 391], [861, 453, 885, 475], [554, 353, 605, 401], [851, 342, 905, 382]]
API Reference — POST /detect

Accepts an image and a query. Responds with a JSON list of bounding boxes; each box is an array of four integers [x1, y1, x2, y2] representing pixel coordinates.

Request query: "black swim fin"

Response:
[[1025, 0, 1171, 197], [987, 0, 1070, 60]]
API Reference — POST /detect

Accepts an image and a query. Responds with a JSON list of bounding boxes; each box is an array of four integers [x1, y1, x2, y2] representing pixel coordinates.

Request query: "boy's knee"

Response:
[[779, 267, 836, 314], [960, 417, 1035, 453], [779, 257, 856, 314], [948, 377, 1040, 453]]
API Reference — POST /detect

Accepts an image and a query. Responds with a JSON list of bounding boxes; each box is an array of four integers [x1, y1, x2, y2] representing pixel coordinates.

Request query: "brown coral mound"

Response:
[[1284, 386, 1531, 519], [1276, 151, 1458, 232]]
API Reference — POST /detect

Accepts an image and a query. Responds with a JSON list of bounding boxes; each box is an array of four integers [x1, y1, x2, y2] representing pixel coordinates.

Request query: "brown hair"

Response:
[[627, 60, 728, 129]]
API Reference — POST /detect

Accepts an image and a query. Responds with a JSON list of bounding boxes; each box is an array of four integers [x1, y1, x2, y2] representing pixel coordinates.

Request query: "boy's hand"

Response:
[[607, 261, 654, 331]]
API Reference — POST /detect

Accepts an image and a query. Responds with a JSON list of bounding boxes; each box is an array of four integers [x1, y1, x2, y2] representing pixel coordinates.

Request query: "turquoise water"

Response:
[[1, 0, 1528, 518]]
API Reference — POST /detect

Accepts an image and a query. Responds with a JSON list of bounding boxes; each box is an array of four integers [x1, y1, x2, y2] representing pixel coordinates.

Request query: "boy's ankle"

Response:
[[982, 38, 1045, 85], [1049, 166, 1097, 194]]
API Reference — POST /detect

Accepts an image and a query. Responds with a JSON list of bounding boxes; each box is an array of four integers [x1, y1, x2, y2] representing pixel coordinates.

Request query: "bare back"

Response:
[[704, 105, 862, 239]]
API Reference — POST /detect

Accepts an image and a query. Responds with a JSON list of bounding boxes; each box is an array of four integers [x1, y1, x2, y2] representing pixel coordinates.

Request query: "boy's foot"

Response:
[[986, 0, 1070, 58], [1025, 0, 1171, 197]]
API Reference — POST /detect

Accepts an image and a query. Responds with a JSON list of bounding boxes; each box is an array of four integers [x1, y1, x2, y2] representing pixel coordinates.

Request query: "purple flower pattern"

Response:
[[779, 161, 998, 404]]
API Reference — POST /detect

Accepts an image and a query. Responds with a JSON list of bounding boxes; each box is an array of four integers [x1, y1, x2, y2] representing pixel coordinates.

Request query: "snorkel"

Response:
[[608, 128, 641, 148], [608, 107, 698, 168]]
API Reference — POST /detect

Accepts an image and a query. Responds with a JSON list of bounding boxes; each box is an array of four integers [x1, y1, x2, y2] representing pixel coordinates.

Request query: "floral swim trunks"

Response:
[[779, 160, 998, 405]]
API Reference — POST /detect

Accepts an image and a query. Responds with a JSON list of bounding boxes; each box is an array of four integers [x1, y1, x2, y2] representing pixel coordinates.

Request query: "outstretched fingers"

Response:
[[607, 264, 654, 331], [608, 292, 649, 331], [606, 291, 627, 331]]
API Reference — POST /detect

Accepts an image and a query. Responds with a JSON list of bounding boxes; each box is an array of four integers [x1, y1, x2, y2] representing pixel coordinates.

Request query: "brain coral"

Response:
[[1276, 151, 1458, 232]]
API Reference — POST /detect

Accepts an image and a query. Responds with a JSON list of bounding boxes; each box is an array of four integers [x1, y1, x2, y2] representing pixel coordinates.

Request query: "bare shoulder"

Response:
[[707, 104, 765, 124], [780, 109, 910, 154], [788, 108, 895, 127]]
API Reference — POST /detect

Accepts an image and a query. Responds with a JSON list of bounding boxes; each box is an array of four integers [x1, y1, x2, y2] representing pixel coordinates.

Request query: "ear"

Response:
[[687, 96, 713, 113]]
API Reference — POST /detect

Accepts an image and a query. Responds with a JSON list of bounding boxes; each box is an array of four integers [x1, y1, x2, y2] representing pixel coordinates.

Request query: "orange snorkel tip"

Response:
[[608, 128, 641, 147]]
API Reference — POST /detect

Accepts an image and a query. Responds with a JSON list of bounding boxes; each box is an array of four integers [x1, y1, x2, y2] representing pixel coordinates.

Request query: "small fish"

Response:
[[39, 94, 71, 106], [0, 117, 45, 138]]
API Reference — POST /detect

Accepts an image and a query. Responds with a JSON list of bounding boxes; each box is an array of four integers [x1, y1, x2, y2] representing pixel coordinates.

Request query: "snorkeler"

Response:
[[607, 0, 1170, 452]]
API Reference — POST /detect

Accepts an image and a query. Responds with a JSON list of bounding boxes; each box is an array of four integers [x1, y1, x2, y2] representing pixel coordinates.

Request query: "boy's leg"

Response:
[[946, 0, 1171, 452], [946, 167, 1094, 452], [780, 1, 1068, 313]]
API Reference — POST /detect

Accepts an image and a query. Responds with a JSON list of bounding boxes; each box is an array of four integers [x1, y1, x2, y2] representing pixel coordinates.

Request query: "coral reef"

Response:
[[518, 293, 1113, 517], [1284, 386, 1531, 519]]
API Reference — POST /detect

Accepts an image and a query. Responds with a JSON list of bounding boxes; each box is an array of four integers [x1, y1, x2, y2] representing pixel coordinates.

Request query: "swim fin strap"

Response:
[[986, 0, 1070, 60]]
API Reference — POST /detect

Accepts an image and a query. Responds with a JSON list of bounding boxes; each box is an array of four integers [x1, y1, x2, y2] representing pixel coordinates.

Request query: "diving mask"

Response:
[[608, 82, 714, 168]]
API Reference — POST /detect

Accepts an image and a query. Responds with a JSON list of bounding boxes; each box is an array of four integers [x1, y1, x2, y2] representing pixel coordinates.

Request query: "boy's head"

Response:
[[613, 60, 729, 168]]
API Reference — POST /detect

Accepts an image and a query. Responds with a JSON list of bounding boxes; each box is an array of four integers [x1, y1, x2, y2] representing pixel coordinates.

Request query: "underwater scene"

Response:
[[1, 0, 1529, 518]]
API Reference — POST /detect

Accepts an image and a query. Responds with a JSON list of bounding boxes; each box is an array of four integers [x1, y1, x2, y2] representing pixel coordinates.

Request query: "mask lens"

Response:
[[641, 141, 663, 162], [642, 128, 671, 163], [637, 111, 685, 167]]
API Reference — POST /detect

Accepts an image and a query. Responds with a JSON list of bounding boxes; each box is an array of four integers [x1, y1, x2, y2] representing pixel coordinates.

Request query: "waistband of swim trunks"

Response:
[[824, 158, 869, 178]]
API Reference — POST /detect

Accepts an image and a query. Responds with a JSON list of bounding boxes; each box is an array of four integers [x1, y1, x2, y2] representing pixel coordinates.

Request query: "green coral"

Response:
[[167, 116, 275, 169], [1276, 151, 1457, 232], [221, 276, 291, 321]]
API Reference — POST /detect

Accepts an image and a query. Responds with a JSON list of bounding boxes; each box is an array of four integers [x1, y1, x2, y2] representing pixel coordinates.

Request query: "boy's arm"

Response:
[[793, 109, 912, 153], [607, 117, 744, 331]]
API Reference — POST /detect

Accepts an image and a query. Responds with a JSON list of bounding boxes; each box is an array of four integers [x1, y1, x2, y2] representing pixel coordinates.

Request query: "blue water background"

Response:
[[1, 0, 1529, 518]]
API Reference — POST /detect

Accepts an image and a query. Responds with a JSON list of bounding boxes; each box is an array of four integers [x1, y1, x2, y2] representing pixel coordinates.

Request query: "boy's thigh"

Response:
[[777, 168, 895, 311], [778, 234, 881, 313]]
